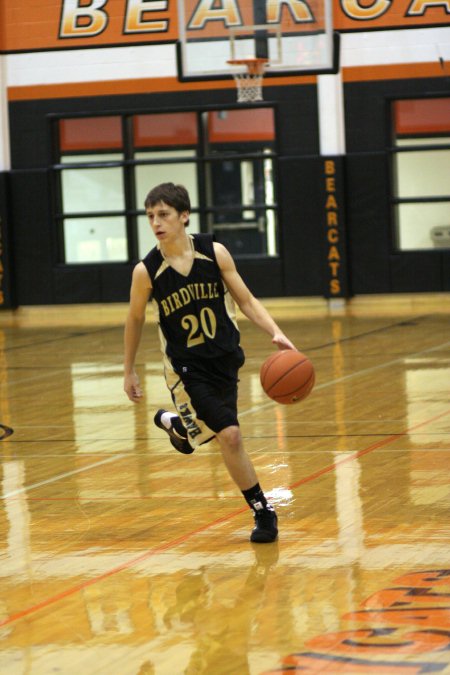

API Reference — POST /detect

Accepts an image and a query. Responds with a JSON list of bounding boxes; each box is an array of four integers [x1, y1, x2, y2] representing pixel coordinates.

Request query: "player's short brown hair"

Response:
[[144, 183, 191, 227]]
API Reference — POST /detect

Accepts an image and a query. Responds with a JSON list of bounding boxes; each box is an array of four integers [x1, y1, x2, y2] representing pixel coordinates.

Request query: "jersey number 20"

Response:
[[181, 308, 217, 348]]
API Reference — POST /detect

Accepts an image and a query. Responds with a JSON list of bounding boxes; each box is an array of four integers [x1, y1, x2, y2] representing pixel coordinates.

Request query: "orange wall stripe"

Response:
[[343, 61, 445, 82], [7, 74, 317, 101]]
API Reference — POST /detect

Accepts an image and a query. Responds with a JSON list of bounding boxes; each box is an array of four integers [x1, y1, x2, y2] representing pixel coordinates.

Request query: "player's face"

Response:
[[146, 201, 188, 242]]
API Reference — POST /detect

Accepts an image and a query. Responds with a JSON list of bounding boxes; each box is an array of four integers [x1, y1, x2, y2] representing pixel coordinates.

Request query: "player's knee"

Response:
[[217, 425, 241, 452]]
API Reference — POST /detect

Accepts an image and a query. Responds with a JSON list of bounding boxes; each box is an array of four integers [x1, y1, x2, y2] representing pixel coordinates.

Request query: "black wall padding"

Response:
[[278, 156, 324, 296], [345, 153, 392, 294], [10, 170, 54, 304], [0, 172, 18, 308]]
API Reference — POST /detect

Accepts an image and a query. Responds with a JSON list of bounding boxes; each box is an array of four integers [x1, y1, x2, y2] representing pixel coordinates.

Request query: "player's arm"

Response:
[[214, 242, 296, 351], [124, 262, 152, 402]]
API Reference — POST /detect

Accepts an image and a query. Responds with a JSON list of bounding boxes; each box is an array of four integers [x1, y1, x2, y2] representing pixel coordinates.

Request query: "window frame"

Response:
[[388, 95, 450, 253], [49, 104, 280, 266]]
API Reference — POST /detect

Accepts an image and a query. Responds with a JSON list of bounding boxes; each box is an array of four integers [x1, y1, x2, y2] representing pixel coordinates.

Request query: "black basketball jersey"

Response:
[[142, 234, 241, 360]]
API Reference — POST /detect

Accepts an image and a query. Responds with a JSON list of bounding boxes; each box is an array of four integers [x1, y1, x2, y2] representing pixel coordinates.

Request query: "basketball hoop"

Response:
[[227, 57, 268, 103]]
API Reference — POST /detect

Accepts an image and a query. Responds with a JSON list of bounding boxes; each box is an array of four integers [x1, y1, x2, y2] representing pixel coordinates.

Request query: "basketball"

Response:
[[260, 350, 315, 405]]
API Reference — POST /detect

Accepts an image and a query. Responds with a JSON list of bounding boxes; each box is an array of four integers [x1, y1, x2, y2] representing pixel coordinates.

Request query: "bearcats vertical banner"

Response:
[[0, 173, 17, 309], [323, 157, 351, 299]]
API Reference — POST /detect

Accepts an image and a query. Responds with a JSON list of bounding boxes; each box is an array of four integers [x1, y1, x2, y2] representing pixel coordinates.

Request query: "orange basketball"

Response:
[[260, 350, 315, 405]]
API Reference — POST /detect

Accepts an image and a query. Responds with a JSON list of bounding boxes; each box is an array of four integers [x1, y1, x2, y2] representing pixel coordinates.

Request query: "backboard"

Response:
[[176, 0, 338, 81]]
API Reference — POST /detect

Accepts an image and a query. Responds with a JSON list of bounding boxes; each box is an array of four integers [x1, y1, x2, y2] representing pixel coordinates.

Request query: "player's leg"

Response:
[[157, 352, 277, 542], [154, 408, 194, 454], [214, 425, 256, 489], [155, 353, 216, 452], [216, 425, 278, 544]]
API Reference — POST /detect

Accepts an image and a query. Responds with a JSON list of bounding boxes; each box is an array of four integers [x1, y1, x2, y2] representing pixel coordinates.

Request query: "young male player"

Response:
[[124, 183, 296, 543]]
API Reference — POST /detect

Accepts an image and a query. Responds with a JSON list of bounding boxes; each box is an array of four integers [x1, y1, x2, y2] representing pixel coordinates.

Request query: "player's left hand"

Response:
[[272, 332, 297, 351]]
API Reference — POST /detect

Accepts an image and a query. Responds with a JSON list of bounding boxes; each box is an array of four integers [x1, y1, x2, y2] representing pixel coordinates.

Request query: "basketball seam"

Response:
[[265, 358, 308, 394], [260, 351, 287, 389], [272, 372, 315, 400]]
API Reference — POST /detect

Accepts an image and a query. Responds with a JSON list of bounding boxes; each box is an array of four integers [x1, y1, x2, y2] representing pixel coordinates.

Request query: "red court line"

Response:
[[1, 407, 449, 629], [0, 508, 248, 628], [290, 407, 450, 490]]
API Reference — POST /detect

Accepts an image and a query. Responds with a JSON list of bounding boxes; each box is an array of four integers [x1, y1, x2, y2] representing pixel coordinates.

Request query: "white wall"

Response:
[[3, 27, 450, 89], [5, 43, 177, 87], [0, 56, 10, 170]]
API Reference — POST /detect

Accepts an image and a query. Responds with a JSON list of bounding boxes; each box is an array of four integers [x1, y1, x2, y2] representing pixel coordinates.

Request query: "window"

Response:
[[204, 109, 277, 256], [391, 98, 450, 251], [56, 116, 127, 263], [53, 108, 278, 264], [133, 113, 200, 257]]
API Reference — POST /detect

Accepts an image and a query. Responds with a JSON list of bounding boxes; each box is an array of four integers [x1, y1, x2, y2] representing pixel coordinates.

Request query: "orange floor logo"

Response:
[[263, 569, 450, 673]]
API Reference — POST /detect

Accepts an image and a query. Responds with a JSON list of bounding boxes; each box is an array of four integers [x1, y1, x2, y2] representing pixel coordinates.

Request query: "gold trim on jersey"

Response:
[[193, 251, 213, 263], [151, 302, 217, 447], [149, 234, 239, 448], [222, 281, 239, 331], [155, 251, 213, 281], [154, 237, 214, 280], [154, 259, 170, 280], [162, 351, 215, 448], [190, 235, 213, 263]]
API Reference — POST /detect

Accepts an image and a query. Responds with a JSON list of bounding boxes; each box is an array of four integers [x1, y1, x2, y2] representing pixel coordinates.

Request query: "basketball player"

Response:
[[124, 183, 296, 543]]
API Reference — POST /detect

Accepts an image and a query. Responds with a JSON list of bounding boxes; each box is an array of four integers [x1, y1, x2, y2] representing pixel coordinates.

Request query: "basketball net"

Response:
[[227, 57, 268, 103]]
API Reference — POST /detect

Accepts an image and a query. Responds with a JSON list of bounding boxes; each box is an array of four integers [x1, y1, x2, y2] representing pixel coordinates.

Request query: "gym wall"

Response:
[[1, 1, 449, 305]]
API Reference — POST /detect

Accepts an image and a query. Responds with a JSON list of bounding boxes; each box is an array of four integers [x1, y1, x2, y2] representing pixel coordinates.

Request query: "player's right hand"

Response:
[[124, 372, 143, 403]]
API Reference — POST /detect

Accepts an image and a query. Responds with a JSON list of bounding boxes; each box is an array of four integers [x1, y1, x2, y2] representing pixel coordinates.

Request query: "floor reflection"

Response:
[[0, 302, 449, 673]]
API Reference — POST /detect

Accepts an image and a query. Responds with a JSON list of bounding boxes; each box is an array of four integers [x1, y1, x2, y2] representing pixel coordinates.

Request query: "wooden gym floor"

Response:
[[0, 294, 449, 674]]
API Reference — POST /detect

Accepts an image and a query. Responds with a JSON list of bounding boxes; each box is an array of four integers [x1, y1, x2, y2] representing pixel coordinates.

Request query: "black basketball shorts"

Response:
[[163, 348, 245, 447]]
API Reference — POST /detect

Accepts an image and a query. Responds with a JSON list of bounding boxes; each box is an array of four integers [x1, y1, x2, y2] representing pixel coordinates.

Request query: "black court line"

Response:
[[0, 314, 433, 356], [1, 407, 448, 630], [245, 314, 436, 355], [2, 432, 447, 443], [0, 326, 120, 353], [298, 316, 429, 353]]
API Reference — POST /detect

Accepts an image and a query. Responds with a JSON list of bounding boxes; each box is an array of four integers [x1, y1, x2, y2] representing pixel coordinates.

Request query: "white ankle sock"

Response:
[[161, 411, 177, 429]]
